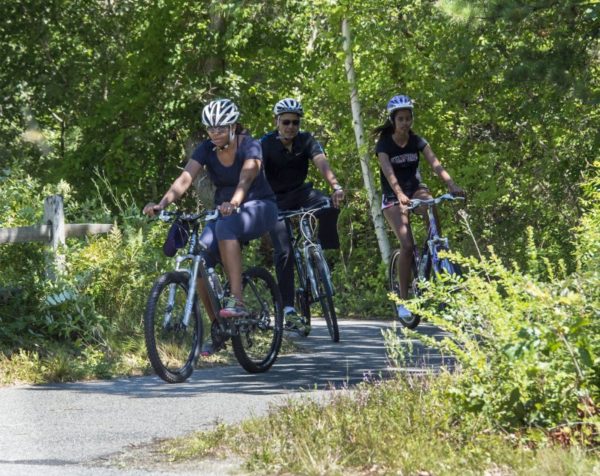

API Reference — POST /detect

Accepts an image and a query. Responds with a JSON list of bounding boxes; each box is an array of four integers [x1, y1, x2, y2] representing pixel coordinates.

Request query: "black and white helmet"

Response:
[[273, 98, 304, 117], [202, 99, 240, 127]]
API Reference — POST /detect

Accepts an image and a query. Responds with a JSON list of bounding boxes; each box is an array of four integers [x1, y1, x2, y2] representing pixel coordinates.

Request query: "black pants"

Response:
[[270, 183, 340, 307]]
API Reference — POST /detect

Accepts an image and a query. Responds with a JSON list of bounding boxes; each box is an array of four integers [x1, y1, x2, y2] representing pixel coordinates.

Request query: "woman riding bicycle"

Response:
[[143, 99, 278, 346], [374, 94, 465, 320]]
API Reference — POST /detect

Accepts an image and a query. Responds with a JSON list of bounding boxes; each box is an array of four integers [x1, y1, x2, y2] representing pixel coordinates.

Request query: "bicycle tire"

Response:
[[144, 271, 201, 383], [294, 288, 311, 336], [231, 267, 284, 373], [309, 248, 339, 342], [388, 249, 421, 329]]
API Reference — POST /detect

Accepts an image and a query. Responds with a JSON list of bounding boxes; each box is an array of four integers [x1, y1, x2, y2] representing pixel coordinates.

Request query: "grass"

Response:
[[0, 331, 303, 386], [158, 373, 600, 475]]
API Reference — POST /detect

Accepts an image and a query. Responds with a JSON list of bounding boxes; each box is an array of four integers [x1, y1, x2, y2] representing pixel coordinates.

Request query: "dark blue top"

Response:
[[191, 135, 275, 206], [260, 131, 324, 194], [375, 132, 428, 197]]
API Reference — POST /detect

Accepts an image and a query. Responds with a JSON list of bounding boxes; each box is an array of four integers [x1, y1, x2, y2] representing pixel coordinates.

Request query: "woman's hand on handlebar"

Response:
[[143, 202, 164, 217], [218, 201, 239, 216]]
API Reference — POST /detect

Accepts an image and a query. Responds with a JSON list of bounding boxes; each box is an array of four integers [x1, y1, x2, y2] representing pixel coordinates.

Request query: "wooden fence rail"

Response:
[[0, 195, 114, 278]]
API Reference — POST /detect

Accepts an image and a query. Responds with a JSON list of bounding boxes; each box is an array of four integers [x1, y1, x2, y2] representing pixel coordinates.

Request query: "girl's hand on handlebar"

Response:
[[396, 192, 410, 213], [143, 202, 163, 217]]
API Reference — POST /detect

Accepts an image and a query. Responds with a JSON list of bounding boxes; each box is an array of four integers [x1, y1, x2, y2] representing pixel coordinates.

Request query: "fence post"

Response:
[[43, 195, 66, 277]]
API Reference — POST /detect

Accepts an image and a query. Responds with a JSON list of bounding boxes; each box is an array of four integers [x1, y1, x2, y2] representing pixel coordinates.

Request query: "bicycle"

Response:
[[388, 193, 465, 329], [278, 200, 340, 342], [144, 209, 284, 383]]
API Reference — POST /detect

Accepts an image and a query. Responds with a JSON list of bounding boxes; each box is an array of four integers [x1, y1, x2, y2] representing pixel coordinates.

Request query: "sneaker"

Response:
[[200, 340, 222, 357], [219, 297, 248, 319], [285, 309, 310, 333], [396, 304, 412, 319], [200, 321, 226, 357]]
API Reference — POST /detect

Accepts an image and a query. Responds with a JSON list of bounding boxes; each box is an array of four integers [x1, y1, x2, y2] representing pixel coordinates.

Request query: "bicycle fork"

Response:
[[163, 254, 202, 329]]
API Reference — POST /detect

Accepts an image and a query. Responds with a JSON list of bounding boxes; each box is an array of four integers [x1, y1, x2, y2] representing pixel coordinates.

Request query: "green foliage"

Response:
[[0, 167, 169, 380], [331, 195, 390, 317], [389, 187, 600, 437], [1, 0, 599, 392]]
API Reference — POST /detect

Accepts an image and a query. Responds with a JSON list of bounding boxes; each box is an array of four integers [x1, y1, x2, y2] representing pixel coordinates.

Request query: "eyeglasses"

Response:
[[280, 119, 300, 126], [207, 126, 229, 134]]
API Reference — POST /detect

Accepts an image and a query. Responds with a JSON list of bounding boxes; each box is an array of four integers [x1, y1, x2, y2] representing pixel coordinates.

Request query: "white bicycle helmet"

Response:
[[386, 95, 414, 115], [202, 99, 240, 127], [273, 98, 304, 116]]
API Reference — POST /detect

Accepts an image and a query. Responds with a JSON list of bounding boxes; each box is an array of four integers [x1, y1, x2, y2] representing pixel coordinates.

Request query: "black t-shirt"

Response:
[[260, 131, 325, 194], [375, 132, 428, 197], [191, 135, 275, 206]]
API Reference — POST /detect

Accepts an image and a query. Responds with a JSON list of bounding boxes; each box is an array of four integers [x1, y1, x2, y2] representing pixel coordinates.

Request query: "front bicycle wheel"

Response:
[[309, 248, 339, 342], [231, 267, 283, 373], [388, 249, 421, 329], [144, 271, 201, 383]]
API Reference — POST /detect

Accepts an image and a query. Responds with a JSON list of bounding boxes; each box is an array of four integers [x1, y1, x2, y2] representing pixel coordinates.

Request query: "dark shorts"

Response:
[[381, 183, 429, 210], [200, 199, 278, 267]]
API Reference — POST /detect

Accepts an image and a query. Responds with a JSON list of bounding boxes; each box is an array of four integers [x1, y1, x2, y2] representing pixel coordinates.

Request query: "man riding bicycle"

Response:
[[261, 98, 345, 331]]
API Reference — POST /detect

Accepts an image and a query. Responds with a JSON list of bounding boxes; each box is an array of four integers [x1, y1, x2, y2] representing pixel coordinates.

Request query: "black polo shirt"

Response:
[[260, 131, 324, 194]]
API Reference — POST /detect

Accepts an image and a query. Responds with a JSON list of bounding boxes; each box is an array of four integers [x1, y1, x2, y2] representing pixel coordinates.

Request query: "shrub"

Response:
[[386, 172, 600, 442]]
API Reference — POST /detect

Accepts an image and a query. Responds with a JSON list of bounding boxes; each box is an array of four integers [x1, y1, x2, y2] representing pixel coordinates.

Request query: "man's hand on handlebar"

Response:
[[143, 202, 164, 217], [331, 188, 345, 208], [448, 182, 466, 199]]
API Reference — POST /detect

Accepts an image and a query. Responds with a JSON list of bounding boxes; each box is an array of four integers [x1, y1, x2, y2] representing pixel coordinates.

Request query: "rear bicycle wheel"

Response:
[[144, 271, 201, 383], [231, 267, 284, 373], [388, 249, 421, 329], [309, 248, 339, 342]]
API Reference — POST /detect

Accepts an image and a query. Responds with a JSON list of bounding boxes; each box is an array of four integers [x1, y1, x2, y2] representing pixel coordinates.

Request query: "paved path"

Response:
[[0, 319, 449, 475]]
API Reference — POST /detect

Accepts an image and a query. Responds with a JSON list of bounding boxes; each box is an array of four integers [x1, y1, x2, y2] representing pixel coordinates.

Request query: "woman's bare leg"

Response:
[[196, 279, 217, 322], [218, 239, 243, 301]]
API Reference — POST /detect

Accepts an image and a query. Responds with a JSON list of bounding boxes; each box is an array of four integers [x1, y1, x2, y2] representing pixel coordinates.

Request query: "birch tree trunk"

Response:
[[341, 18, 391, 264]]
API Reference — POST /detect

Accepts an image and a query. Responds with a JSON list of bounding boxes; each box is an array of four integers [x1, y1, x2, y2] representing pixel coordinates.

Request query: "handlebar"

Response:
[[277, 199, 333, 220], [158, 209, 220, 223], [405, 193, 465, 211]]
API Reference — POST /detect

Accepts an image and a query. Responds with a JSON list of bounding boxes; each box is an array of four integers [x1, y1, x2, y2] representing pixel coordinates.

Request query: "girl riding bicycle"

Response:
[[143, 98, 278, 353], [374, 94, 465, 320]]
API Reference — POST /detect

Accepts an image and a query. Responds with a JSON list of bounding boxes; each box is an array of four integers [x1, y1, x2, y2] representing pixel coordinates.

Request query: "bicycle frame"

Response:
[[280, 203, 333, 303], [407, 194, 463, 279], [159, 211, 221, 330]]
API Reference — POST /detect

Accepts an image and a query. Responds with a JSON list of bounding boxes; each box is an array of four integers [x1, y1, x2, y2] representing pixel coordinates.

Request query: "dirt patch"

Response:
[[89, 439, 246, 475]]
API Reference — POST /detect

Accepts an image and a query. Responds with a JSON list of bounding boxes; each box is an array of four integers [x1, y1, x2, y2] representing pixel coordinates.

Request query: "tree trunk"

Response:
[[341, 18, 391, 264]]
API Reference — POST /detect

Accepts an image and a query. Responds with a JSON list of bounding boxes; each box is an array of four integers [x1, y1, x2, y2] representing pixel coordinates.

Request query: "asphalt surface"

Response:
[[0, 319, 450, 475]]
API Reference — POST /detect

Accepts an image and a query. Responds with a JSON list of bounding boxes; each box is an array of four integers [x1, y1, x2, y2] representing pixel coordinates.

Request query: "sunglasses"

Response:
[[280, 119, 300, 126], [207, 125, 229, 134]]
